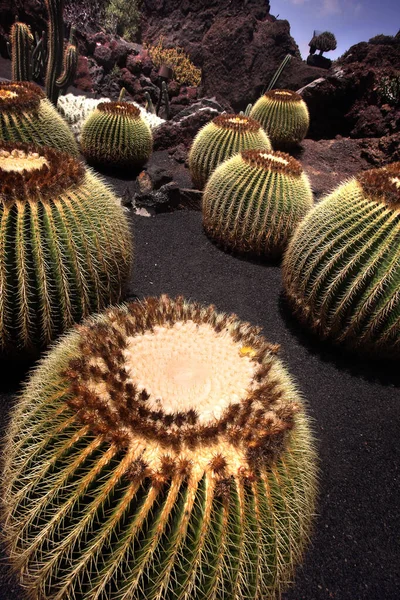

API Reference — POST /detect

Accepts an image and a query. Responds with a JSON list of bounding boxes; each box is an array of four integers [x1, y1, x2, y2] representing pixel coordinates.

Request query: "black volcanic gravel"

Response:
[[0, 210, 399, 600]]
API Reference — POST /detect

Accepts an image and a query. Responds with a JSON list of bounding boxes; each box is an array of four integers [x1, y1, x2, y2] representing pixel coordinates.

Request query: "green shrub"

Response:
[[104, 0, 142, 41]]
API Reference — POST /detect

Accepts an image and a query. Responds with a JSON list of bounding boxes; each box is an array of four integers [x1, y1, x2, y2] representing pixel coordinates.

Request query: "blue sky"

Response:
[[270, 0, 399, 60]]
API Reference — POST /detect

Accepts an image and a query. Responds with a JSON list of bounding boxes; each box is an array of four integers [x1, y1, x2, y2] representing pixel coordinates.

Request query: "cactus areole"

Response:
[[3, 295, 316, 600]]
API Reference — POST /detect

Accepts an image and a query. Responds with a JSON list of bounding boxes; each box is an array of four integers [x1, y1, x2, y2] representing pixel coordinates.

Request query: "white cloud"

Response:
[[353, 2, 363, 15], [319, 0, 342, 16]]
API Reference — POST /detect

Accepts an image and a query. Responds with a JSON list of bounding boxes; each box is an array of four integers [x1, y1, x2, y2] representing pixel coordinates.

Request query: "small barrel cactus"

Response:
[[0, 80, 79, 156], [0, 141, 132, 356], [3, 295, 317, 600], [283, 163, 400, 358], [189, 113, 272, 190], [250, 89, 309, 148], [203, 149, 313, 258], [81, 101, 153, 169]]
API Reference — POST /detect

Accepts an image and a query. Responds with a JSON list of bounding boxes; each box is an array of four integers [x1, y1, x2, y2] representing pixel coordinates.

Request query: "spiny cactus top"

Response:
[[0, 141, 132, 356], [81, 101, 153, 169], [249, 89, 309, 148], [0, 81, 79, 156], [203, 149, 313, 258], [283, 162, 400, 358], [189, 113, 272, 190], [3, 295, 317, 600]]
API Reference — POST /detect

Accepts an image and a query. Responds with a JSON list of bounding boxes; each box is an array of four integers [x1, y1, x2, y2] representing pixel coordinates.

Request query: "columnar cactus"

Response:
[[10, 22, 33, 81], [45, 0, 69, 105], [0, 81, 79, 156], [283, 163, 400, 358], [250, 90, 309, 148], [2, 295, 317, 600], [81, 101, 153, 169], [56, 41, 79, 95], [189, 114, 272, 190], [0, 141, 132, 355], [203, 149, 313, 258]]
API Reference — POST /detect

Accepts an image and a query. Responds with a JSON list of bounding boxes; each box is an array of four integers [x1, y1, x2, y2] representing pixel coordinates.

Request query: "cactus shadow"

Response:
[[203, 231, 283, 267], [278, 291, 400, 387], [87, 162, 144, 182]]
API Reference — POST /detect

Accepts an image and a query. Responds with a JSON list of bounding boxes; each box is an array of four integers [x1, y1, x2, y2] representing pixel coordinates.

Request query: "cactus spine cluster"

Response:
[[189, 114, 272, 190], [250, 89, 309, 148], [0, 141, 132, 355], [0, 81, 79, 156], [283, 163, 400, 358], [10, 22, 33, 81], [203, 149, 313, 258], [81, 100, 153, 168], [2, 295, 317, 600]]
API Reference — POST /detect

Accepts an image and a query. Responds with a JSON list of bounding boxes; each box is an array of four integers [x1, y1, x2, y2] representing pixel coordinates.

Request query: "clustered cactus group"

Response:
[[10, 0, 78, 105], [1, 14, 397, 600]]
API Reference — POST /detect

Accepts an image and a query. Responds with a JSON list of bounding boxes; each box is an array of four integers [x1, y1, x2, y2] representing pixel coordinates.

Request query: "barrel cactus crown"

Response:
[[0, 81, 79, 156], [189, 113, 272, 190], [0, 141, 132, 356], [250, 89, 309, 148], [3, 295, 317, 600], [283, 162, 400, 358], [81, 101, 153, 169], [203, 149, 313, 258]]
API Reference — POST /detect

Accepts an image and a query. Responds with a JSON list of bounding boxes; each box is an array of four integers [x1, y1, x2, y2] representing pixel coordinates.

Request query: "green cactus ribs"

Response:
[[0, 80, 79, 156], [250, 89, 309, 148], [3, 295, 317, 600], [0, 141, 132, 356], [283, 162, 400, 359], [189, 113, 271, 190], [81, 101, 153, 169], [203, 149, 313, 258]]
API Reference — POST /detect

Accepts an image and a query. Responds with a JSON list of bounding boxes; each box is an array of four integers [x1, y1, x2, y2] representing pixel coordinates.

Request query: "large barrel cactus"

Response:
[[0, 81, 79, 156], [189, 114, 272, 190], [203, 149, 313, 258], [283, 163, 400, 358], [3, 295, 317, 600], [0, 141, 132, 356], [249, 90, 309, 148], [81, 101, 153, 169]]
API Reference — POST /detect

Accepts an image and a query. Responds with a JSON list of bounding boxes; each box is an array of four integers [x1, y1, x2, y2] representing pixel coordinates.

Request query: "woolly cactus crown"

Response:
[[0, 81, 79, 156], [3, 295, 317, 600], [283, 162, 400, 358], [0, 140, 132, 355], [189, 113, 271, 189]]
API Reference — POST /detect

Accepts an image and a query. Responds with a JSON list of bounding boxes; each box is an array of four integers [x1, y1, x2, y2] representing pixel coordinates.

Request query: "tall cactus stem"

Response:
[[10, 22, 33, 82], [56, 43, 78, 94], [45, 0, 65, 105], [162, 80, 170, 120]]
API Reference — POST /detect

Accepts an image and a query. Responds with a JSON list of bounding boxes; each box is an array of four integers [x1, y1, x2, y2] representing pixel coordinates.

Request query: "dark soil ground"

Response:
[[0, 209, 399, 600]]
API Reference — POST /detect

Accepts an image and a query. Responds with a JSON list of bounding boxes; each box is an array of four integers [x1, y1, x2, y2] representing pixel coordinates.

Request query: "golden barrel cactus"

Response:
[[189, 114, 272, 189], [0, 81, 79, 156], [250, 89, 309, 148], [3, 295, 317, 600], [283, 163, 400, 358], [203, 149, 313, 258], [0, 141, 132, 356], [80, 101, 153, 169]]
